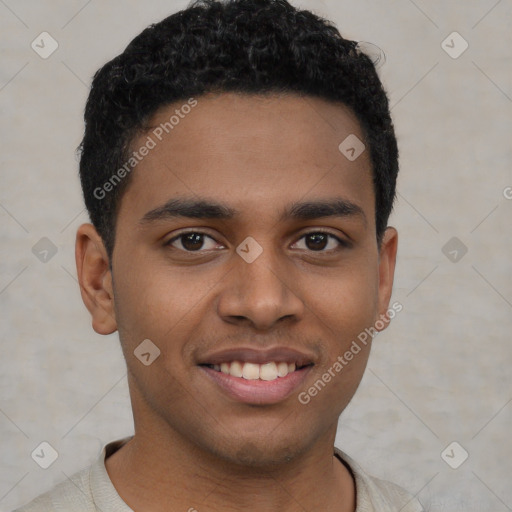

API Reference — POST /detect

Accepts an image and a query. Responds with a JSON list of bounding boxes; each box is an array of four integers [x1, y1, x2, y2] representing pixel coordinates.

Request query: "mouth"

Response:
[[197, 347, 315, 404]]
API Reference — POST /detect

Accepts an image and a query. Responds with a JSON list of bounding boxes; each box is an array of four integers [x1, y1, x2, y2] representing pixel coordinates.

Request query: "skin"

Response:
[[76, 92, 398, 512]]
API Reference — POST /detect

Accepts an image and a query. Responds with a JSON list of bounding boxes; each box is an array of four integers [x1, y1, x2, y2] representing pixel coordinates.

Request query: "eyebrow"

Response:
[[139, 197, 367, 226]]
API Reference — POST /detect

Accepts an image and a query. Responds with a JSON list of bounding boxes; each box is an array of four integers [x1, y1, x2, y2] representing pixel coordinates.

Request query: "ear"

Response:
[[75, 223, 117, 335], [375, 226, 398, 331]]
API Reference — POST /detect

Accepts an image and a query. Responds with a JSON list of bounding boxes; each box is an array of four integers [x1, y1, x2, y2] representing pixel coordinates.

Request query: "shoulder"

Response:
[[12, 465, 95, 512], [334, 447, 425, 512], [13, 437, 134, 512]]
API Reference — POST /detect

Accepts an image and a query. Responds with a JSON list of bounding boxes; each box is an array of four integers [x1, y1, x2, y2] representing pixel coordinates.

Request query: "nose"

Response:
[[216, 243, 305, 331]]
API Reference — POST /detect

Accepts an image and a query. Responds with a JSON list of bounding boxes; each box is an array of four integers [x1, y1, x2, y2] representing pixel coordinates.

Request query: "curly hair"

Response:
[[79, 0, 398, 259]]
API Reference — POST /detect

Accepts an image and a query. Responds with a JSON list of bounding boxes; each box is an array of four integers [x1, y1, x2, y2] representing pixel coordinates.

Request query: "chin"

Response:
[[202, 433, 308, 469], [233, 443, 298, 467]]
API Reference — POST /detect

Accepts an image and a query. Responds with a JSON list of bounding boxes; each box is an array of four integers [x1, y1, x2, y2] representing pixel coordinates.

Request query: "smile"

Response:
[[199, 363, 313, 404], [203, 360, 305, 381]]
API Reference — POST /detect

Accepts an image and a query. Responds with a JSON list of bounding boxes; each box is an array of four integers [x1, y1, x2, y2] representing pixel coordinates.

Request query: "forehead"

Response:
[[118, 92, 375, 225]]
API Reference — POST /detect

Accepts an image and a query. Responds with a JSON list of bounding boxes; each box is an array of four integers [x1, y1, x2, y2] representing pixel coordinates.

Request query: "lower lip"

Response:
[[199, 365, 313, 405]]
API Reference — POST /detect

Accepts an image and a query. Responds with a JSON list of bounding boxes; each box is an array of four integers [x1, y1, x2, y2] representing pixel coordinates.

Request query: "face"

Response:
[[77, 92, 397, 467]]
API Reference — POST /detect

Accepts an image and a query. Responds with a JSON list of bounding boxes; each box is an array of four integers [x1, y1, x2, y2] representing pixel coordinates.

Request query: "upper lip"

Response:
[[198, 347, 316, 367]]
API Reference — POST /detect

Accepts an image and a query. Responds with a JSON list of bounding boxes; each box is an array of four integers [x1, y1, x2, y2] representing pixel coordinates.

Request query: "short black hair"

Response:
[[79, 0, 398, 260]]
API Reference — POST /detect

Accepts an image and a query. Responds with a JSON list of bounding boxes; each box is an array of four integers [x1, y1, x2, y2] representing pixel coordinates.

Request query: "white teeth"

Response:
[[242, 362, 260, 380], [230, 361, 243, 378], [277, 362, 289, 377], [260, 362, 278, 381], [210, 360, 301, 380]]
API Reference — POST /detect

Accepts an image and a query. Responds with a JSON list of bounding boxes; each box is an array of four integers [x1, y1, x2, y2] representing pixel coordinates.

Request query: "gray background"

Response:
[[1, 1, 511, 511]]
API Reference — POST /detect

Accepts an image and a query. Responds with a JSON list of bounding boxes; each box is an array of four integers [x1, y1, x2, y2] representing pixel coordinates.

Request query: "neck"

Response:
[[105, 421, 355, 512]]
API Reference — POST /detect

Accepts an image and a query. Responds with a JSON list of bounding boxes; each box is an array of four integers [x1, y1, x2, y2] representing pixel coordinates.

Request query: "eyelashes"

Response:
[[164, 230, 350, 254]]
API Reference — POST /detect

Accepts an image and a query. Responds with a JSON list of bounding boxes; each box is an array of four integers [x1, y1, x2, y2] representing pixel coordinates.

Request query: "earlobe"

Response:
[[75, 223, 118, 335], [375, 227, 398, 331]]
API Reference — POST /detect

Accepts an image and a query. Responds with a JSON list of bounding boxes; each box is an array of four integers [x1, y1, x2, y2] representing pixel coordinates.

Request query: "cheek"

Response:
[[306, 263, 379, 338], [112, 253, 219, 356], [112, 260, 205, 401]]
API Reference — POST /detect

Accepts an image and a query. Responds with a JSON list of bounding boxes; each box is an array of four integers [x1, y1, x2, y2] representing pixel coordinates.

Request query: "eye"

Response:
[[164, 230, 349, 254], [165, 232, 222, 252], [292, 231, 348, 252]]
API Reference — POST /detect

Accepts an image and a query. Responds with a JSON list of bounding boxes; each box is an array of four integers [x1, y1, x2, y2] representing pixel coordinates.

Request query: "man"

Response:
[[15, 0, 424, 510]]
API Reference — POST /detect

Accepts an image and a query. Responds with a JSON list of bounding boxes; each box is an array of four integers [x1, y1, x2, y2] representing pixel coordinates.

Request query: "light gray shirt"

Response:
[[14, 437, 424, 511]]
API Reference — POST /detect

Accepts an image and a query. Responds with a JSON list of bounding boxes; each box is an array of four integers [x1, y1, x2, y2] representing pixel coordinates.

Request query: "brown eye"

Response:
[[165, 232, 219, 252], [293, 232, 347, 252], [180, 233, 205, 251], [305, 233, 329, 251]]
